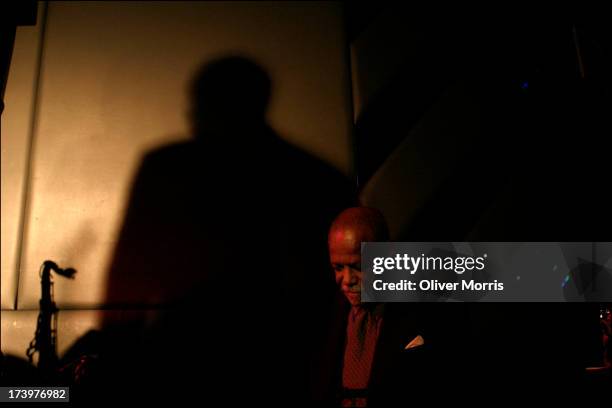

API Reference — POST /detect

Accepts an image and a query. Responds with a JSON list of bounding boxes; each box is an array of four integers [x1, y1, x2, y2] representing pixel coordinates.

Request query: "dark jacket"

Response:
[[313, 296, 468, 406]]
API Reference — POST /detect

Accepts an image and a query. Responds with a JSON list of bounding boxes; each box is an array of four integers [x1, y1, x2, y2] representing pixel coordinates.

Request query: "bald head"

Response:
[[328, 207, 388, 306], [328, 207, 389, 252]]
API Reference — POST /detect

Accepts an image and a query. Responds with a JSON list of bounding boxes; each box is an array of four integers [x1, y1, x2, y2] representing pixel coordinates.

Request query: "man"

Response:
[[315, 207, 466, 406], [328, 207, 388, 407]]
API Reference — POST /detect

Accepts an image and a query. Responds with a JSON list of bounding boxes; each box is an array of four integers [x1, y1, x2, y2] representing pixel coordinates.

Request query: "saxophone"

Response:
[[26, 261, 76, 381]]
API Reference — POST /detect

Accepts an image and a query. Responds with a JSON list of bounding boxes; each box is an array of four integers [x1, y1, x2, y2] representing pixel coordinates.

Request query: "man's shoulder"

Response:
[[133, 140, 207, 180], [142, 140, 199, 162], [275, 139, 350, 180]]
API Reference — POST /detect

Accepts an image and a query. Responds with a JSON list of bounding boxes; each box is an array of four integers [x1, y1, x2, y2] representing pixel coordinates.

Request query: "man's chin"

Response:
[[344, 291, 361, 306]]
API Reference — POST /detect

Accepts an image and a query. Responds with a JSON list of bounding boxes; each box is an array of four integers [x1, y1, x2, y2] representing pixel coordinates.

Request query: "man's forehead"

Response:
[[329, 226, 371, 250], [330, 252, 361, 265]]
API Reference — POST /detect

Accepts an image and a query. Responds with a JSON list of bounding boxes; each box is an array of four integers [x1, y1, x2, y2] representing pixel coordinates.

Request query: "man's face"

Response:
[[329, 228, 364, 306]]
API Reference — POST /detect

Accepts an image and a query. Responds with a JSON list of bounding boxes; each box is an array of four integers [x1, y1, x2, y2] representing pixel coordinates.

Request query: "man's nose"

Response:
[[342, 267, 356, 286]]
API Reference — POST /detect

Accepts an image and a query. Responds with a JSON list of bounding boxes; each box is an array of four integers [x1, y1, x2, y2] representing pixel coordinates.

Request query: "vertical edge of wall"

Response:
[[1, 2, 45, 311], [340, 4, 358, 187]]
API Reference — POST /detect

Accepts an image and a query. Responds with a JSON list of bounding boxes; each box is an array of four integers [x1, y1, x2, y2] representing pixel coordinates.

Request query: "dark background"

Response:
[[344, 4, 611, 397], [2, 1, 610, 401]]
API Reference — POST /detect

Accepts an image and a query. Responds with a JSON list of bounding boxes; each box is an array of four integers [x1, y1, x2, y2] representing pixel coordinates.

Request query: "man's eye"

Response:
[[332, 264, 343, 272]]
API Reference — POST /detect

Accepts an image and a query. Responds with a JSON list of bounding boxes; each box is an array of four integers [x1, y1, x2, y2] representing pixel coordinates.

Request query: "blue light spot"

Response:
[[561, 275, 570, 288], [520, 81, 529, 89]]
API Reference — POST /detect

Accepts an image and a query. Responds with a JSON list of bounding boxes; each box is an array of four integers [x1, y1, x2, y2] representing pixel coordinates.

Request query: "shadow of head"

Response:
[[189, 56, 271, 139]]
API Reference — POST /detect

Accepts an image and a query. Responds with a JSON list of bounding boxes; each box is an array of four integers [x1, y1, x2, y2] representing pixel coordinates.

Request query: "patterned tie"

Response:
[[342, 305, 383, 391]]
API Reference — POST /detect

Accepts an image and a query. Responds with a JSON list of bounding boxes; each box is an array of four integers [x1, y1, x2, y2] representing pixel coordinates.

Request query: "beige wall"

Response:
[[1, 5, 43, 310], [1, 1, 352, 356], [1, 310, 102, 362]]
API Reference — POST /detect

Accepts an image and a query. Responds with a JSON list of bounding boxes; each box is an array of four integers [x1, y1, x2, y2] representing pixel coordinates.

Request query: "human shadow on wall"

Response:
[[97, 56, 354, 403]]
